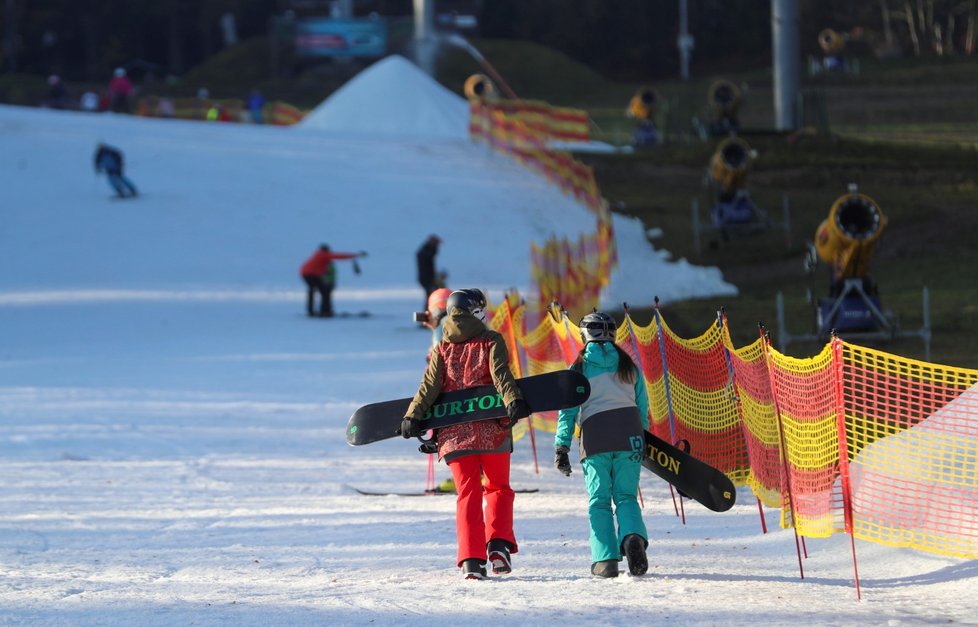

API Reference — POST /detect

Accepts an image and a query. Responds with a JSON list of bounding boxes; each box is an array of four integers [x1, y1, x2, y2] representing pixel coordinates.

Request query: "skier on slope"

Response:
[[554, 311, 650, 578], [299, 244, 367, 318], [93, 143, 139, 198], [415, 234, 442, 319], [401, 288, 531, 580]]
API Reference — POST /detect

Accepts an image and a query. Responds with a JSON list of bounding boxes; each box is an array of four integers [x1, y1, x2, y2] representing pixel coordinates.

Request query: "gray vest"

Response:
[[578, 406, 644, 461]]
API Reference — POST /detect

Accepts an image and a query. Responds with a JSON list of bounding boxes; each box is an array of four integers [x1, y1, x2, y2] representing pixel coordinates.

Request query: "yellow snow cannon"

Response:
[[818, 28, 847, 55], [814, 186, 887, 281], [709, 136, 754, 194], [464, 74, 496, 103], [627, 87, 659, 121]]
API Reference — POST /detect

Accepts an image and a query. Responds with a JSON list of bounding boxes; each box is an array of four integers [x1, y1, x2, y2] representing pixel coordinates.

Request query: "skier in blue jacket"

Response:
[[554, 311, 650, 578], [94, 143, 138, 198]]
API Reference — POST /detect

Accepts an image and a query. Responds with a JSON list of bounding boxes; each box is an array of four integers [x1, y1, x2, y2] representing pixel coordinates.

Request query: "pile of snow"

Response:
[[300, 54, 471, 140]]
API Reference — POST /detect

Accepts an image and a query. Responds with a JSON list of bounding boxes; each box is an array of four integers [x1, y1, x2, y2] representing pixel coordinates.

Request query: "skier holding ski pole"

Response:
[[299, 243, 367, 318], [554, 311, 650, 578], [400, 288, 530, 580]]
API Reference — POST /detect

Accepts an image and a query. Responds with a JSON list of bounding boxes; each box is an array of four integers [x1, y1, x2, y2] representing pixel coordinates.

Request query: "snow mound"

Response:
[[300, 55, 470, 140]]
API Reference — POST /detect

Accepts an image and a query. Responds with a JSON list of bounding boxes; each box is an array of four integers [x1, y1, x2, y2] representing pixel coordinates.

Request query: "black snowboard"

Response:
[[642, 431, 736, 512], [346, 370, 590, 446]]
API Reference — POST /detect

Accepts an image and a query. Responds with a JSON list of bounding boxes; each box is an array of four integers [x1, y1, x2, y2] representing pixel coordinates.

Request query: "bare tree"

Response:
[[965, 0, 977, 54]]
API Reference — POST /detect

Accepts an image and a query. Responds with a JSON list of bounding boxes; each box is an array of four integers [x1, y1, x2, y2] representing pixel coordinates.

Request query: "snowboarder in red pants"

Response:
[[401, 288, 531, 579]]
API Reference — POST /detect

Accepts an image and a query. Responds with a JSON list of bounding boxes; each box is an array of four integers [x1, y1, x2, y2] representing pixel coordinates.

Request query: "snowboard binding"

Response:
[[417, 433, 437, 455]]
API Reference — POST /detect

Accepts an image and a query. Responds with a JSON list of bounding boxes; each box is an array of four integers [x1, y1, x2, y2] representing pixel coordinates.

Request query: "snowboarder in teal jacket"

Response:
[[554, 311, 650, 578]]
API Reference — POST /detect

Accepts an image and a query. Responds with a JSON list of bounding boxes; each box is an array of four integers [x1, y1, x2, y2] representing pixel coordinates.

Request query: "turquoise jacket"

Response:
[[555, 342, 650, 452]]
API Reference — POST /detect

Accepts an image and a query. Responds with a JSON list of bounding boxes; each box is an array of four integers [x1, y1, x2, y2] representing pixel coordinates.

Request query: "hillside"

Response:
[[439, 42, 978, 368]]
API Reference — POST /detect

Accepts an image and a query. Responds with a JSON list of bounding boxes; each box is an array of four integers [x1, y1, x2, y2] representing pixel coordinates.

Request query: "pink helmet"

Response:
[[427, 288, 453, 316]]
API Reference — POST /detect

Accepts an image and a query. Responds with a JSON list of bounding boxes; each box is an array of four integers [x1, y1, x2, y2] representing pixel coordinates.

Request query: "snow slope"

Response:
[[0, 56, 973, 626]]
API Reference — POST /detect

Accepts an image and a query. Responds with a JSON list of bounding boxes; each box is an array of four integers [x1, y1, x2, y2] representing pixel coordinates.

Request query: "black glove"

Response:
[[555, 446, 572, 476], [358, 250, 368, 257], [400, 418, 421, 439], [506, 398, 531, 422]]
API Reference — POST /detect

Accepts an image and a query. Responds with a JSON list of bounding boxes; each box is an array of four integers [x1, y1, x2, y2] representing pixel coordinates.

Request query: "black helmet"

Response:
[[446, 289, 487, 318], [579, 311, 617, 343]]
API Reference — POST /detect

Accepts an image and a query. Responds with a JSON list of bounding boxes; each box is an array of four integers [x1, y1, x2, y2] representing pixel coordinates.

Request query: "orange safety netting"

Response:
[[763, 342, 846, 537], [838, 341, 978, 558], [486, 295, 978, 559], [469, 101, 616, 321], [136, 97, 304, 125], [623, 312, 751, 483], [727, 337, 785, 507], [469, 100, 589, 143]]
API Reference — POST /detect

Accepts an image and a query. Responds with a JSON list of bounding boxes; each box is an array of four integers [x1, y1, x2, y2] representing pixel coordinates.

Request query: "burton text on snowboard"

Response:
[[346, 370, 590, 446], [642, 431, 736, 512]]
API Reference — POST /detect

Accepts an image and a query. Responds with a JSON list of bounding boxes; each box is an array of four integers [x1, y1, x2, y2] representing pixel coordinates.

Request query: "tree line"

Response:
[[2, 0, 975, 83]]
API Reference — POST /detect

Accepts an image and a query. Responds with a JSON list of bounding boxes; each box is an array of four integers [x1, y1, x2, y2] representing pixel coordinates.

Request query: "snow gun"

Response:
[[709, 136, 755, 195], [813, 184, 886, 283], [464, 74, 496, 102], [708, 79, 742, 127], [626, 87, 659, 122], [818, 28, 848, 55]]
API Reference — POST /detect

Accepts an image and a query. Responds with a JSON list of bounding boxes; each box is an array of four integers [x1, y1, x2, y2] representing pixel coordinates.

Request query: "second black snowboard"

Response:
[[642, 431, 737, 512], [346, 370, 590, 446]]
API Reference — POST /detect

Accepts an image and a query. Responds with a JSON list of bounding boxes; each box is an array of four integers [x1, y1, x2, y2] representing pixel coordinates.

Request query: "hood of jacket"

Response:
[[442, 309, 487, 343], [582, 341, 620, 372]]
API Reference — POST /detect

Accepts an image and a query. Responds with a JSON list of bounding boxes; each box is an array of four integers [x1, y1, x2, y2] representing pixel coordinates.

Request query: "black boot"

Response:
[[622, 534, 648, 576], [487, 539, 513, 575], [591, 559, 619, 578], [461, 558, 487, 580]]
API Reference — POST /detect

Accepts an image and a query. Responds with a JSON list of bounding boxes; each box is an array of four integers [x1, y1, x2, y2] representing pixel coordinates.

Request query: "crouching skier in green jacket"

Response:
[[554, 311, 650, 578]]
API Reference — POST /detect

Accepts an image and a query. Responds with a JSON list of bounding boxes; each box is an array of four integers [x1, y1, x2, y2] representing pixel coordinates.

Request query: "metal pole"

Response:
[[677, 0, 693, 80], [413, 0, 435, 76], [3, 0, 17, 73], [771, 0, 800, 130]]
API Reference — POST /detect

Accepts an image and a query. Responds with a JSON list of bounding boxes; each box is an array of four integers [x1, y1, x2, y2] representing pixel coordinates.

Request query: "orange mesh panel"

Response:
[[487, 297, 523, 378], [657, 316, 749, 480], [840, 342, 978, 558], [517, 309, 579, 434], [766, 343, 845, 538], [621, 314, 669, 442], [728, 338, 784, 506]]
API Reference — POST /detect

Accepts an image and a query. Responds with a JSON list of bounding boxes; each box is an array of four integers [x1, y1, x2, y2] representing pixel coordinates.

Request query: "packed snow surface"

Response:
[[0, 56, 972, 626]]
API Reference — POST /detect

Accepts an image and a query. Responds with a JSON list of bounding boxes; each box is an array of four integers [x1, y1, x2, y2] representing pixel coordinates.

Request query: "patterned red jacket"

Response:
[[405, 309, 523, 459]]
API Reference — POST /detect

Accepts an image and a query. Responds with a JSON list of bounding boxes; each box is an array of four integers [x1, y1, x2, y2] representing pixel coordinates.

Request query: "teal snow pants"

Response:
[[581, 451, 647, 563]]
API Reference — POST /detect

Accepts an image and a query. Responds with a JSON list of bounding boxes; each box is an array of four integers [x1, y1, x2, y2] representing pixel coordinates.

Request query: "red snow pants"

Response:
[[447, 452, 518, 566]]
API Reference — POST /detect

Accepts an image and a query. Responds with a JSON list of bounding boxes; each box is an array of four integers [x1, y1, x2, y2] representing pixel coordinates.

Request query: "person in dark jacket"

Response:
[[401, 288, 531, 580], [299, 244, 367, 317], [415, 235, 441, 313], [93, 143, 138, 198]]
